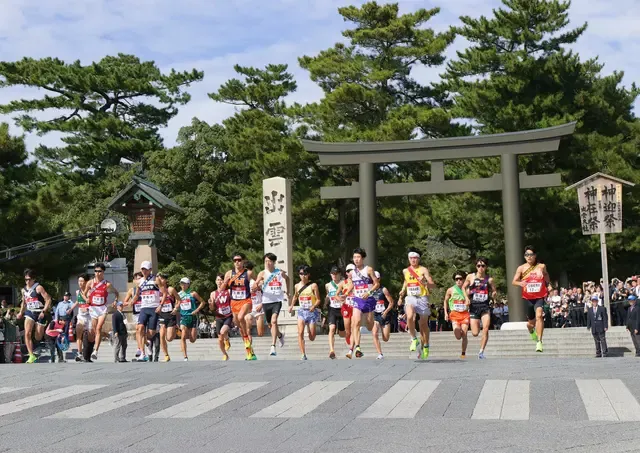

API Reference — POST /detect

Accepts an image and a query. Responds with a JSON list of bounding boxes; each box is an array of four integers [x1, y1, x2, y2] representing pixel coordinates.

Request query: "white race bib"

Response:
[[92, 296, 105, 306], [375, 302, 385, 313], [219, 305, 231, 315], [453, 303, 467, 312], [140, 291, 159, 308], [526, 283, 542, 293], [473, 293, 488, 302], [134, 302, 142, 311], [161, 303, 173, 313], [180, 300, 192, 311], [329, 296, 341, 309], [346, 296, 354, 307], [354, 282, 368, 298], [267, 281, 282, 295], [407, 282, 421, 296], [232, 289, 247, 300], [26, 298, 42, 311], [299, 296, 312, 309]]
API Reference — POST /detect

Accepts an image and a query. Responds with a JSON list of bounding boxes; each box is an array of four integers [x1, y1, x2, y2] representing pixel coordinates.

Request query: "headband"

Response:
[[408, 252, 420, 259]]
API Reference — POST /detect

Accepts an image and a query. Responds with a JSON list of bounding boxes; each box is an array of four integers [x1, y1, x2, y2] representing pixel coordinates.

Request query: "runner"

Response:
[[156, 272, 179, 362], [253, 253, 288, 357], [288, 265, 321, 360], [372, 271, 394, 360], [244, 261, 265, 340], [17, 269, 52, 363], [123, 272, 143, 360], [443, 271, 470, 359], [337, 264, 356, 352], [222, 253, 255, 360], [210, 274, 232, 360], [135, 261, 160, 362], [345, 248, 379, 359], [463, 257, 497, 359], [324, 266, 345, 359], [398, 248, 435, 360], [71, 273, 91, 362], [83, 263, 119, 362], [176, 277, 206, 361], [512, 245, 551, 352]]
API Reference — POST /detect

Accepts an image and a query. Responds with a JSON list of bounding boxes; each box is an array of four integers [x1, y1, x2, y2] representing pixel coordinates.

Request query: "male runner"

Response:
[[372, 271, 394, 360], [344, 248, 379, 359], [337, 264, 355, 351], [324, 266, 345, 359], [211, 274, 233, 360], [175, 277, 205, 361], [71, 273, 90, 362], [289, 265, 321, 360], [136, 261, 160, 362], [222, 252, 255, 360], [17, 269, 52, 363], [463, 257, 497, 359], [443, 271, 470, 359], [512, 245, 551, 352], [123, 272, 143, 360], [156, 272, 179, 362], [83, 263, 119, 361], [245, 261, 265, 339], [253, 253, 288, 356], [398, 249, 436, 360]]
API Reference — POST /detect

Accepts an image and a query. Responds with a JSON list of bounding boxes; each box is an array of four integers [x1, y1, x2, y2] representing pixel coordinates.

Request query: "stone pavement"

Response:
[[1, 358, 640, 452]]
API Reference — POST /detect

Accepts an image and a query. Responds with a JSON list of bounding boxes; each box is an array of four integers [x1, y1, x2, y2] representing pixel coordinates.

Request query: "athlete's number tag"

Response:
[[526, 282, 542, 293], [473, 293, 488, 302], [354, 282, 368, 298], [219, 305, 231, 315], [180, 298, 192, 311], [299, 296, 312, 309], [251, 294, 261, 306], [92, 296, 105, 306], [375, 302, 385, 313], [26, 298, 41, 310], [407, 282, 421, 296], [346, 296, 354, 307], [267, 282, 282, 294], [232, 289, 246, 299], [161, 304, 173, 313], [134, 302, 142, 311], [329, 296, 341, 309], [453, 303, 467, 312]]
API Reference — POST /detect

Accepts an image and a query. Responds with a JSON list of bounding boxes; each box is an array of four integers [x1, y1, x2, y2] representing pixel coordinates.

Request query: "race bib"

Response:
[[232, 289, 247, 300], [354, 282, 368, 298], [92, 296, 105, 306], [161, 303, 173, 313], [473, 293, 488, 302], [267, 281, 282, 295], [407, 282, 421, 296], [26, 297, 41, 310], [219, 305, 231, 315], [526, 282, 542, 293], [134, 302, 142, 311], [180, 299, 192, 311], [453, 303, 467, 312], [329, 296, 341, 309], [375, 302, 385, 313], [346, 296, 354, 307], [299, 296, 312, 309]]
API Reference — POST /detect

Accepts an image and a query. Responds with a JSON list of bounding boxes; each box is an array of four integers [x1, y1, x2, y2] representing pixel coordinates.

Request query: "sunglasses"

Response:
[[233, 258, 243, 262], [476, 264, 486, 268], [299, 273, 308, 276], [25, 277, 33, 281], [95, 270, 104, 273], [524, 253, 535, 257], [455, 277, 464, 281]]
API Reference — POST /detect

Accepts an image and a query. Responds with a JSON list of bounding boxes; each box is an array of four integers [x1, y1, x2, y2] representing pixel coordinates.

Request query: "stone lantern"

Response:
[[107, 176, 183, 273]]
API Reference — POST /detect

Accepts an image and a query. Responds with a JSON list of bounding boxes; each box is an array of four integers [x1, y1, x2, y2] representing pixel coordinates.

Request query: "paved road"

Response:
[[1, 358, 640, 452]]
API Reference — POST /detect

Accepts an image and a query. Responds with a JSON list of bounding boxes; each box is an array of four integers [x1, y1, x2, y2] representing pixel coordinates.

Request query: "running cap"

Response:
[[180, 277, 191, 284], [408, 251, 420, 259], [140, 261, 152, 270], [345, 264, 356, 271], [374, 271, 380, 279], [330, 266, 340, 274]]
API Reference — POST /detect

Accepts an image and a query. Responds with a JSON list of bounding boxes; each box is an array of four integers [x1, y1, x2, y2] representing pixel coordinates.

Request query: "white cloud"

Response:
[[0, 0, 637, 152]]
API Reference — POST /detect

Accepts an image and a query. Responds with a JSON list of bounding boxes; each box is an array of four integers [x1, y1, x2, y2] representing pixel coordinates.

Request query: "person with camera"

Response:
[[625, 295, 640, 357], [586, 294, 608, 358]]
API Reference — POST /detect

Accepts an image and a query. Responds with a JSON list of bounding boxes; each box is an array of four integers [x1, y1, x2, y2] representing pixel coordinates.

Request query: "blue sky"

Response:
[[0, 0, 638, 150]]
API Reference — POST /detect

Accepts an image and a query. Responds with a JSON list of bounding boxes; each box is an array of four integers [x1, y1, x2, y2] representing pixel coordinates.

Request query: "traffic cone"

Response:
[[68, 323, 75, 342], [13, 342, 22, 363]]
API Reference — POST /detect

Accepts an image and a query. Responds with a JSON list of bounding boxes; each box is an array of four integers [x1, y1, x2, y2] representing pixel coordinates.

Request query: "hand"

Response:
[[38, 312, 44, 320], [172, 309, 178, 315], [155, 307, 161, 314], [288, 307, 293, 315], [635, 329, 638, 335], [444, 313, 449, 322], [520, 282, 527, 288], [605, 328, 608, 332], [66, 309, 72, 315], [309, 305, 316, 313], [255, 304, 263, 313], [17, 312, 23, 320]]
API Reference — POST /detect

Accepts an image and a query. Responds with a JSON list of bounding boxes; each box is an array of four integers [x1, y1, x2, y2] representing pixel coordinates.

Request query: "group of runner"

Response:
[[16, 245, 552, 362]]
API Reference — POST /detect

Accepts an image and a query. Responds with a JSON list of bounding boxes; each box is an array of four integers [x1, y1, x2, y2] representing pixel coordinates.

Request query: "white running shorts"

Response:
[[89, 305, 108, 320], [405, 296, 429, 316]]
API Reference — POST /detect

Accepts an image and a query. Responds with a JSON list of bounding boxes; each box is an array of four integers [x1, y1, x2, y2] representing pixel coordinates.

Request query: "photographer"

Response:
[[1, 304, 19, 363]]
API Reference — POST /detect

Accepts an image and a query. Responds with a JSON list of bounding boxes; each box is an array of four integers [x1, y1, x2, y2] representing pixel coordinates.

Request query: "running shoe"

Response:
[[376, 354, 384, 360], [91, 352, 98, 361], [184, 357, 189, 362], [355, 346, 363, 358], [346, 349, 353, 359], [270, 346, 276, 356], [301, 354, 307, 361], [26, 354, 38, 364], [243, 338, 251, 349], [536, 341, 543, 353], [162, 356, 171, 362], [278, 332, 285, 348], [248, 353, 257, 361], [222, 354, 229, 361], [329, 351, 336, 359], [135, 349, 142, 358], [530, 331, 538, 342], [224, 339, 231, 351], [75, 355, 84, 362], [141, 355, 149, 362], [478, 351, 485, 359], [410, 337, 419, 352], [420, 346, 429, 360], [460, 352, 466, 359]]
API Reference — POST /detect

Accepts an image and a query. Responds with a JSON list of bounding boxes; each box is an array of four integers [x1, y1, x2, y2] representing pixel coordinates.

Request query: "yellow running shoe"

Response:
[[536, 341, 543, 353], [224, 339, 231, 351], [222, 354, 229, 361], [421, 346, 430, 360], [162, 356, 171, 362], [26, 354, 38, 364], [409, 338, 419, 352]]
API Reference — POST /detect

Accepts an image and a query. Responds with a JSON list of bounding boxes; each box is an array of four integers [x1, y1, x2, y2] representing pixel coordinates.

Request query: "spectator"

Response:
[[1, 305, 19, 363], [586, 294, 608, 357], [112, 301, 128, 363], [626, 295, 640, 357], [502, 302, 509, 322], [428, 304, 437, 332], [55, 292, 74, 323], [44, 319, 66, 363]]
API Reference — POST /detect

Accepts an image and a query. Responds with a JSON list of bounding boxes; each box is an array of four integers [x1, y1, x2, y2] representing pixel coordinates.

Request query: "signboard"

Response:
[[577, 178, 623, 235]]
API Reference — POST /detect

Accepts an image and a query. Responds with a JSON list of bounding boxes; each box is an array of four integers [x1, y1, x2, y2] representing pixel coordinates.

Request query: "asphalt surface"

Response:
[[1, 358, 640, 453]]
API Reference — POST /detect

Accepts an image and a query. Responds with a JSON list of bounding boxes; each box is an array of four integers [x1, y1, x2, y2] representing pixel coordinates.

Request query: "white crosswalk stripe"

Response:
[[47, 384, 183, 419], [0, 385, 106, 417], [576, 379, 640, 421], [0, 387, 25, 395], [251, 381, 352, 418], [148, 382, 268, 418], [471, 380, 530, 420], [359, 380, 440, 418]]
